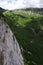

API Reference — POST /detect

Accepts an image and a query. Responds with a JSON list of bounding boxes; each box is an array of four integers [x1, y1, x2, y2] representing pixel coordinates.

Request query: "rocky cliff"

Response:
[[0, 17, 24, 65]]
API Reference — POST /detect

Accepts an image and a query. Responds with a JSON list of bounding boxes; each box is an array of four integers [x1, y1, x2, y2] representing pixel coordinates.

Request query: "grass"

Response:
[[3, 10, 43, 65]]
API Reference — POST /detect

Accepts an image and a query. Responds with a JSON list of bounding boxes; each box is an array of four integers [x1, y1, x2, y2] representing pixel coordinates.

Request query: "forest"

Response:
[[0, 7, 43, 65]]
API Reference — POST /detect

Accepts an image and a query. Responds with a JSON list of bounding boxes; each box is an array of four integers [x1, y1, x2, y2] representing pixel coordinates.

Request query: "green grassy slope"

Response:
[[3, 10, 43, 65]]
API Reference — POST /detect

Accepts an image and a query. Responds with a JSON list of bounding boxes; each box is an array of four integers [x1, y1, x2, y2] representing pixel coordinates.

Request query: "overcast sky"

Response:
[[0, 0, 43, 10]]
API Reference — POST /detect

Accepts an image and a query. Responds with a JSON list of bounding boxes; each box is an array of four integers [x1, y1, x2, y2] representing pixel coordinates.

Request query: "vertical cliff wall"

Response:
[[0, 17, 24, 65]]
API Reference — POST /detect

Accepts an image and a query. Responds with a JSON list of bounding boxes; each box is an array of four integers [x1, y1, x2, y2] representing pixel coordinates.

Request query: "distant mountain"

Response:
[[19, 8, 43, 14]]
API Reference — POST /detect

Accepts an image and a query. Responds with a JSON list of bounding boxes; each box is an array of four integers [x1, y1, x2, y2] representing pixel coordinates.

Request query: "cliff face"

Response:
[[0, 17, 24, 65]]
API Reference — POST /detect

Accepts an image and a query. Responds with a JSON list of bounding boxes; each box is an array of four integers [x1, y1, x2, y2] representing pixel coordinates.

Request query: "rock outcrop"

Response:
[[0, 17, 24, 65]]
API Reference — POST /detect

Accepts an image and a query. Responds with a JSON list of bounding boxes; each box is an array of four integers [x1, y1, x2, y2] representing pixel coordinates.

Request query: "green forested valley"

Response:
[[1, 8, 43, 65]]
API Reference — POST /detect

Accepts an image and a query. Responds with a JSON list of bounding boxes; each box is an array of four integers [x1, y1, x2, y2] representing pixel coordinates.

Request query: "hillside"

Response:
[[1, 8, 43, 65]]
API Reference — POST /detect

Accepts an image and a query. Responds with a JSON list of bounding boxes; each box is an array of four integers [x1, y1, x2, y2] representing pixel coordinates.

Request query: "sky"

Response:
[[0, 0, 43, 10]]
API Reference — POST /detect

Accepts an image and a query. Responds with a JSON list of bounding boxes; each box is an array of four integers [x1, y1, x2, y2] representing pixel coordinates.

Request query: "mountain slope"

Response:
[[1, 8, 43, 65]]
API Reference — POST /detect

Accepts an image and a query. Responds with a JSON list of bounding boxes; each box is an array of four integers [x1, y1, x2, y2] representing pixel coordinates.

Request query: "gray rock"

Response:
[[0, 17, 24, 65]]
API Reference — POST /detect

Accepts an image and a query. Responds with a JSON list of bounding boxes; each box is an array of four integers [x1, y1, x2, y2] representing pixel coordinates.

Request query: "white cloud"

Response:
[[0, 0, 26, 10], [40, 0, 43, 8], [24, 0, 40, 8], [0, 0, 43, 10]]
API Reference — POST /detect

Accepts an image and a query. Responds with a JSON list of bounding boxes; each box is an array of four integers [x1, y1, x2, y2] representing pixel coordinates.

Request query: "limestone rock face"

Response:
[[0, 17, 24, 65]]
